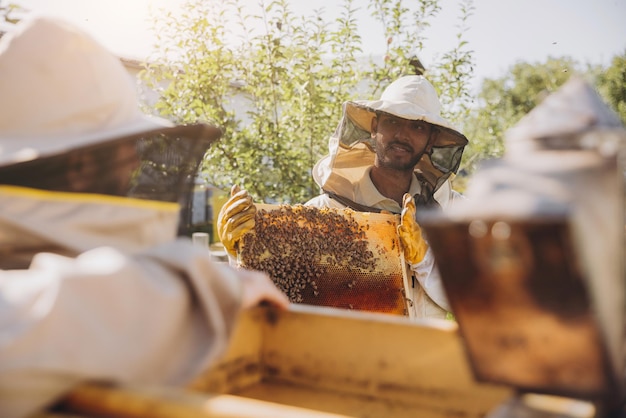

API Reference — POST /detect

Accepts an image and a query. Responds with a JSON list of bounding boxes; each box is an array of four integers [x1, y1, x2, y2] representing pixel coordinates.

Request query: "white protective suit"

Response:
[[0, 187, 244, 417], [306, 171, 462, 318], [0, 16, 248, 417], [307, 76, 469, 319]]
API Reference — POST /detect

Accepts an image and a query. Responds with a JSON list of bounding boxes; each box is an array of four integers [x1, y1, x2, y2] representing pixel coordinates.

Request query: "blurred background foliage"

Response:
[[140, 0, 624, 202], [3, 0, 623, 201], [142, 0, 478, 202]]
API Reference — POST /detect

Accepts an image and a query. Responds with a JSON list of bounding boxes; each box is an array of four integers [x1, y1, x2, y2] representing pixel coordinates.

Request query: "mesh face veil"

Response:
[[0, 17, 223, 236], [0, 124, 220, 235], [335, 108, 466, 190], [313, 76, 468, 199]]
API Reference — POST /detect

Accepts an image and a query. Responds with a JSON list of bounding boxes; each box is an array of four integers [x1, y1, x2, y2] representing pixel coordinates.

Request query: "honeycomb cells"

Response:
[[239, 205, 408, 315]]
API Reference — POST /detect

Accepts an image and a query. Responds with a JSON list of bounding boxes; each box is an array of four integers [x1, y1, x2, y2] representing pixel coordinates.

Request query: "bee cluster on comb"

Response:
[[238, 204, 409, 315]]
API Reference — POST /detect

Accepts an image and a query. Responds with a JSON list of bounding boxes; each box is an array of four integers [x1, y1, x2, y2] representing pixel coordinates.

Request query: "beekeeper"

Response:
[[0, 16, 289, 418], [218, 75, 468, 319]]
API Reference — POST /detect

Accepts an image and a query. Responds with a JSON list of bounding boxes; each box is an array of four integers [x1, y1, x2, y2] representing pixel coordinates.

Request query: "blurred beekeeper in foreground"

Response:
[[0, 16, 288, 418]]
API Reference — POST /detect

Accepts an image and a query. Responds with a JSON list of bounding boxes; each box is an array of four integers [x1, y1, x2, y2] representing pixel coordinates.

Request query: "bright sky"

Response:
[[11, 0, 626, 90]]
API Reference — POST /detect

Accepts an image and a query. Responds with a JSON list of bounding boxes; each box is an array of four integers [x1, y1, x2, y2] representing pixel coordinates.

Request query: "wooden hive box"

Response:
[[187, 304, 512, 417], [57, 306, 598, 417]]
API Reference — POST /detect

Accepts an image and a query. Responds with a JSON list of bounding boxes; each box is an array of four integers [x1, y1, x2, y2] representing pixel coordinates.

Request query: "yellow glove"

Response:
[[217, 185, 256, 257], [397, 193, 429, 265]]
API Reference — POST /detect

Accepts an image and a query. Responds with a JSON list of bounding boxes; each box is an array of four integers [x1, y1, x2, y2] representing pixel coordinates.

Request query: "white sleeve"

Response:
[[409, 246, 451, 312], [304, 193, 347, 209], [0, 239, 243, 418]]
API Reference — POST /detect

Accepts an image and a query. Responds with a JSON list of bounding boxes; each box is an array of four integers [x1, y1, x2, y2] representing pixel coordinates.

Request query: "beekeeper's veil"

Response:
[[312, 76, 468, 199], [0, 16, 222, 236]]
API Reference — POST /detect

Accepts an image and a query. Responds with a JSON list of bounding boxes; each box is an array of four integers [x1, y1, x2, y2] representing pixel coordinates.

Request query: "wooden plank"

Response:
[[57, 382, 356, 418], [193, 305, 512, 416], [56, 307, 597, 418]]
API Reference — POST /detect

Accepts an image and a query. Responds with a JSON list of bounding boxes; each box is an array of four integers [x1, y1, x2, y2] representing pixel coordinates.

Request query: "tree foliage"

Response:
[[0, 1, 25, 25], [595, 50, 626, 124], [460, 57, 590, 176], [142, 0, 475, 203], [458, 53, 626, 180], [143, 0, 624, 201]]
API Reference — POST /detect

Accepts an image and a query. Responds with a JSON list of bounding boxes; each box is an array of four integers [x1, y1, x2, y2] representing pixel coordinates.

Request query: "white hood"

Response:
[[313, 76, 467, 198]]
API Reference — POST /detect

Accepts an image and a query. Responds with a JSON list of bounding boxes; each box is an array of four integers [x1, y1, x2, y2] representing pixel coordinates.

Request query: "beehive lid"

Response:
[[238, 204, 410, 315]]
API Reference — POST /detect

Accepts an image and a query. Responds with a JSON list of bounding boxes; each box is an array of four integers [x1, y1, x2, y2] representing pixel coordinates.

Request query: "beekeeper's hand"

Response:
[[217, 185, 256, 257], [238, 268, 290, 310], [397, 193, 429, 265]]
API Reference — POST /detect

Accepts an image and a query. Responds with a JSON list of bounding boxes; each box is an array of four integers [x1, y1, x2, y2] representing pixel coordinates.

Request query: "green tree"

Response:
[[366, 0, 442, 94], [460, 57, 584, 177], [425, 0, 475, 124], [595, 50, 626, 124], [0, 1, 25, 25], [461, 54, 626, 182], [365, 0, 475, 125], [142, 0, 475, 203]]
